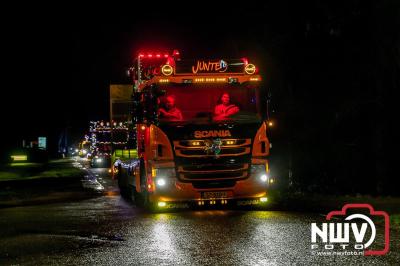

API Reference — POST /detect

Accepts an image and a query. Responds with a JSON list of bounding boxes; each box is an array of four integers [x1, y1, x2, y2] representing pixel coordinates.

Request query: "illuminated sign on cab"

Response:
[[194, 130, 232, 138], [192, 60, 228, 74]]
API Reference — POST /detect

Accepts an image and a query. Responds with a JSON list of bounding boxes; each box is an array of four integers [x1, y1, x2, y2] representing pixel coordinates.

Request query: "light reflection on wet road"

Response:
[[0, 167, 399, 265]]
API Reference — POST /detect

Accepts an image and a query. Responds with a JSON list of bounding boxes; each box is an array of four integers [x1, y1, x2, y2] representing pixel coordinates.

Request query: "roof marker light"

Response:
[[173, 49, 181, 60]]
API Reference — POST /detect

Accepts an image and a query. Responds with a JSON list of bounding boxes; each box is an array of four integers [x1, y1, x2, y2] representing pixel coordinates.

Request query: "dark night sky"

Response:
[[2, 1, 399, 194], [3, 2, 301, 148]]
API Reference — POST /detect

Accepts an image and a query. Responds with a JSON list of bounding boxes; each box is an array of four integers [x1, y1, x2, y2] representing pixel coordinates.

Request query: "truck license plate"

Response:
[[202, 191, 228, 199]]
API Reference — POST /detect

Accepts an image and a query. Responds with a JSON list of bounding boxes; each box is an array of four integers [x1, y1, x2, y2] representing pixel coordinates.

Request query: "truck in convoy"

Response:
[[78, 137, 91, 158], [111, 121, 137, 166], [89, 121, 112, 168], [115, 50, 275, 209]]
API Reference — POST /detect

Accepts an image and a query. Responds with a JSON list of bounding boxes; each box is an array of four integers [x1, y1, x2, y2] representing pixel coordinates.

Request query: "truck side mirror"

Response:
[[132, 91, 144, 123], [143, 84, 159, 124]]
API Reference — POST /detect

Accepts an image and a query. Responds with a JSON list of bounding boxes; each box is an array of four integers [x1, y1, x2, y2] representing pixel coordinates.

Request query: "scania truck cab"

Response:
[[116, 50, 274, 209]]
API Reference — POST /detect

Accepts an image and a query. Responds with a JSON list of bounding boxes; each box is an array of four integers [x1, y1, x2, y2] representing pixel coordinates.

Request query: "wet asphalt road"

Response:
[[0, 166, 399, 265]]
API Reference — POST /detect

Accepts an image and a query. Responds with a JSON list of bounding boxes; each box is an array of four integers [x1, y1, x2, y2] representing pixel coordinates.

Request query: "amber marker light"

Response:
[[245, 64, 256, 74], [161, 65, 173, 76]]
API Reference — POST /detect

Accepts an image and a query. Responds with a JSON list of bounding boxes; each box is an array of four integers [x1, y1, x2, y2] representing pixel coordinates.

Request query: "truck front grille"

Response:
[[174, 139, 252, 185], [173, 139, 251, 158], [176, 147, 249, 157], [178, 163, 248, 181]]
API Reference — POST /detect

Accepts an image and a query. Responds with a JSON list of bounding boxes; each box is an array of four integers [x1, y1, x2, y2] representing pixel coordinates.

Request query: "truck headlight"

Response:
[[260, 174, 268, 182], [153, 168, 175, 188], [156, 178, 166, 187], [251, 164, 268, 182]]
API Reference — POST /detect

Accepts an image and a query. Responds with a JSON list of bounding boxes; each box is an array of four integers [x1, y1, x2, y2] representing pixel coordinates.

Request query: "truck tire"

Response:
[[135, 158, 151, 209], [117, 164, 134, 201]]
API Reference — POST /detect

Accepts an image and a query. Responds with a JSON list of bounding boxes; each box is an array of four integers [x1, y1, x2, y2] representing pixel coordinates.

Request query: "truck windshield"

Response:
[[157, 83, 262, 123], [112, 130, 128, 143], [95, 131, 111, 143]]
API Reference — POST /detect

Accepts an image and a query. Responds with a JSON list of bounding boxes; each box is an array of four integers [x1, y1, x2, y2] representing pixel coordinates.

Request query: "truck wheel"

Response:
[[118, 176, 128, 198], [141, 192, 156, 212], [131, 159, 154, 210], [117, 165, 130, 199]]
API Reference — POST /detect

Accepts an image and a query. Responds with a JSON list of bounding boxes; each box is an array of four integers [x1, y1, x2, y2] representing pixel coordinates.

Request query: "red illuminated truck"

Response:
[[115, 50, 274, 209]]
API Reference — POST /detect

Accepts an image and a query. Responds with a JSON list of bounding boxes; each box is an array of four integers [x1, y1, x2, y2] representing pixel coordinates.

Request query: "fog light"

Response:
[[158, 202, 166, 207], [260, 197, 268, 203], [260, 174, 268, 182], [156, 178, 166, 187], [11, 155, 27, 161]]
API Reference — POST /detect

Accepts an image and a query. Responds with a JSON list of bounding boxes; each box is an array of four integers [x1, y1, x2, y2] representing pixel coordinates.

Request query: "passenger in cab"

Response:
[[159, 95, 183, 121]]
